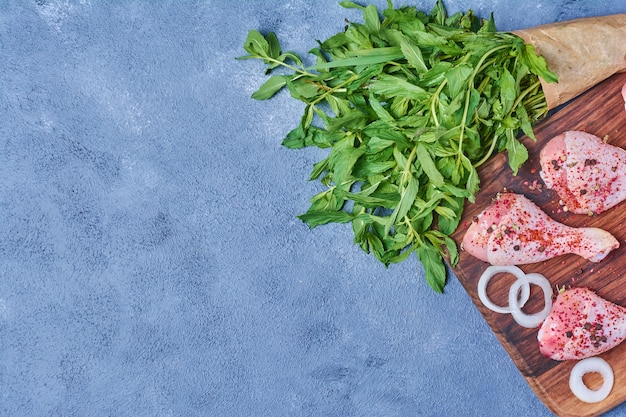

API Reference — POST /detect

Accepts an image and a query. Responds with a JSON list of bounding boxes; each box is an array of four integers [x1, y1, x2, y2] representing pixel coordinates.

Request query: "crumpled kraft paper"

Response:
[[514, 14, 626, 109]]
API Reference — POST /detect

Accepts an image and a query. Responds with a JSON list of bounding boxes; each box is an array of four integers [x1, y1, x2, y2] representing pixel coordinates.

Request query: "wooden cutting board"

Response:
[[451, 72, 626, 417]]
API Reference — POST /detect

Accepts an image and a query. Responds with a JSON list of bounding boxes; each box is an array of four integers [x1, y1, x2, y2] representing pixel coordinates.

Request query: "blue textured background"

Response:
[[2, 1, 626, 416]]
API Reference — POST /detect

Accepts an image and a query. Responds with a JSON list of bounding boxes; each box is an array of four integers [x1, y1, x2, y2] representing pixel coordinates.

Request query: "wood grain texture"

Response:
[[451, 72, 626, 417]]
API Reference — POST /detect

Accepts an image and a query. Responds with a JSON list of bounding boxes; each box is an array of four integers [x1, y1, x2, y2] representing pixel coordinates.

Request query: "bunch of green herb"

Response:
[[238, 0, 557, 292]]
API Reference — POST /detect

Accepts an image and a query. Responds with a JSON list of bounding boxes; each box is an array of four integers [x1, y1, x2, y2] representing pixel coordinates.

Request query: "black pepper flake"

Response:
[[580, 189, 587, 195], [513, 245, 520, 251], [585, 159, 597, 166], [538, 246, 545, 253], [551, 160, 560, 170], [566, 331, 573, 338], [487, 226, 493, 234]]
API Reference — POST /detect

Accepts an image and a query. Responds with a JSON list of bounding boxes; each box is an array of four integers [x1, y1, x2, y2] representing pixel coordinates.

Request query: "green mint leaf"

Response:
[[365, 136, 395, 153], [368, 74, 428, 101], [368, 95, 395, 124], [478, 13, 497, 33], [430, 0, 447, 26], [339, 1, 365, 10], [434, 205, 456, 221], [444, 236, 459, 266], [400, 37, 428, 73], [251, 75, 287, 100], [308, 188, 343, 212], [364, 5, 381, 34], [385, 173, 418, 235], [309, 158, 329, 180], [298, 210, 353, 228], [282, 125, 337, 150], [438, 208, 461, 235], [445, 64, 472, 99], [337, 187, 398, 207], [515, 104, 536, 141], [416, 143, 445, 187], [313, 47, 404, 71], [241, 0, 554, 293], [416, 244, 446, 293], [328, 136, 365, 185], [243, 30, 271, 57], [266, 32, 281, 59], [499, 67, 517, 114], [285, 78, 321, 100], [521, 43, 558, 83], [504, 129, 528, 175]]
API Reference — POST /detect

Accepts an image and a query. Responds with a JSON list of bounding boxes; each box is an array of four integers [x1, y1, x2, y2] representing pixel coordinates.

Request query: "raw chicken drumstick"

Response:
[[539, 130, 626, 214], [462, 193, 618, 265], [538, 287, 626, 360]]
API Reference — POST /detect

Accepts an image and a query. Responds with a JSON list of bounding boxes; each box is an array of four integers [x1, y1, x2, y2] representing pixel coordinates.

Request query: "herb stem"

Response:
[[262, 55, 318, 79], [430, 79, 448, 127], [456, 45, 510, 165], [473, 79, 544, 169], [511, 80, 542, 113], [457, 84, 473, 162], [312, 73, 359, 106], [404, 145, 417, 182], [473, 132, 499, 168]]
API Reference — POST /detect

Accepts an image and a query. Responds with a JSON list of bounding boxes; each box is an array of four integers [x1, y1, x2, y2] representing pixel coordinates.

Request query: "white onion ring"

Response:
[[569, 357, 614, 403], [478, 266, 531, 314], [508, 272, 553, 328]]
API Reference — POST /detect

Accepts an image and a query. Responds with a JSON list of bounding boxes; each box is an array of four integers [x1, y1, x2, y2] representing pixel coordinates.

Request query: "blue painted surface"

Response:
[[2, 1, 626, 416]]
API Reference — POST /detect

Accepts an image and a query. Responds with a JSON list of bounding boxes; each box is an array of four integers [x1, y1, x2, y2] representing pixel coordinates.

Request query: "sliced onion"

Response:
[[508, 272, 553, 328], [478, 265, 531, 314], [569, 357, 614, 403]]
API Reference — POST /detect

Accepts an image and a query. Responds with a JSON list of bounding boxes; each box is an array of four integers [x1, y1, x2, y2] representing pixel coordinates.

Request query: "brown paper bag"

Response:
[[514, 14, 626, 109]]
